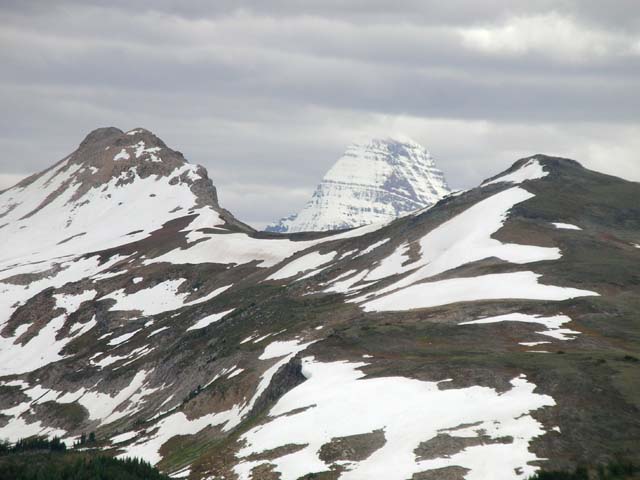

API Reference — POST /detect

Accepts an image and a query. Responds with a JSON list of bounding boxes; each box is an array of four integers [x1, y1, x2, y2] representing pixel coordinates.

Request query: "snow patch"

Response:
[[54, 289, 97, 313], [0, 315, 72, 376], [460, 313, 581, 341], [186, 309, 235, 331], [111, 431, 139, 444], [355, 238, 390, 257], [148, 326, 169, 337], [104, 280, 187, 316], [235, 358, 555, 480], [108, 329, 141, 346], [552, 222, 582, 230], [361, 271, 598, 312], [185, 284, 233, 305], [484, 159, 548, 186], [114, 149, 130, 161], [227, 368, 244, 379], [324, 270, 371, 295]]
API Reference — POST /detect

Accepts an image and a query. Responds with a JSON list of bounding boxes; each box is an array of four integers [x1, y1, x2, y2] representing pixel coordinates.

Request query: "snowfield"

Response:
[[146, 232, 324, 269], [235, 357, 555, 480]]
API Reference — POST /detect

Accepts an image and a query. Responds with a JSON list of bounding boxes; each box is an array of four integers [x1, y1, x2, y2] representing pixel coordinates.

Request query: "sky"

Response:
[[1, 1, 639, 228]]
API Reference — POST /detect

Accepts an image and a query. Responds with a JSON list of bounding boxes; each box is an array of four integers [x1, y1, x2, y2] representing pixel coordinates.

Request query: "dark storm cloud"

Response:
[[1, 1, 639, 226]]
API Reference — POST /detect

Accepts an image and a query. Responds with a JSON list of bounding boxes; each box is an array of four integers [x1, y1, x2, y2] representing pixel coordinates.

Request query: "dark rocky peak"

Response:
[[59, 127, 223, 208], [71, 127, 182, 171], [518, 154, 583, 171], [78, 127, 166, 149], [482, 155, 586, 187], [78, 127, 124, 148]]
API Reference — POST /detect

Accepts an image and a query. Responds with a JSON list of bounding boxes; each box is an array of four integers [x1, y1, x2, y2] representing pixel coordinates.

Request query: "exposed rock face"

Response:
[[1, 130, 639, 480], [266, 136, 450, 233]]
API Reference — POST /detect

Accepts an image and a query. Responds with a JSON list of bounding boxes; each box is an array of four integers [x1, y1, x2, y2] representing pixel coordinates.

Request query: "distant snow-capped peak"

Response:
[[266, 136, 450, 233]]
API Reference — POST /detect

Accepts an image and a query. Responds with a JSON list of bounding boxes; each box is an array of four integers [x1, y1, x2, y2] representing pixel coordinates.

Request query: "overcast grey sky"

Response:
[[1, 1, 639, 227]]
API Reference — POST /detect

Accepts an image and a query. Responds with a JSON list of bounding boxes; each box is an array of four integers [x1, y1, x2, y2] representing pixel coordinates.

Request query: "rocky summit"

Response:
[[0, 129, 639, 480], [266, 136, 450, 233]]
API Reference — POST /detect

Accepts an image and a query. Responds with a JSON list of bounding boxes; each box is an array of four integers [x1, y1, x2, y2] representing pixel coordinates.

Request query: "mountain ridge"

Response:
[[0, 129, 638, 479]]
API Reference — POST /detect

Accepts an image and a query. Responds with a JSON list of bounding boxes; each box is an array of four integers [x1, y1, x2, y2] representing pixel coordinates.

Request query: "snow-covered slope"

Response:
[[266, 136, 450, 232], [1, 134, 639, 480], [0, 127, 247, 266]]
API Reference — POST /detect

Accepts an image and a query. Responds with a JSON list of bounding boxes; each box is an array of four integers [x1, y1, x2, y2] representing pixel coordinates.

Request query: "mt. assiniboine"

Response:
[[266, 136, 450, 233], [0, 127, 639, 480]]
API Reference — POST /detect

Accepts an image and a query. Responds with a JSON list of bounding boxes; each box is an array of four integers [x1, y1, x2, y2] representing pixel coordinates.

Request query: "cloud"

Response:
[[0, 1, 638, 227], [458, 13, 640, 61]]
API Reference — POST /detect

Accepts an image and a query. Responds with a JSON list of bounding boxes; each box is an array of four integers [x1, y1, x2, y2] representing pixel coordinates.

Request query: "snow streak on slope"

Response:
[[361, 272, 597, 312], [483, 158, 548, 186], [145, 231, 324, 268], [552, 222, 582, 230], [187, 309, 235, 331], [267, 251, 337, 280], [460, 313, 581, 341], [267, 136, 450, 233], [235, 358, 554, 480], [365, 187, 560, 289]]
